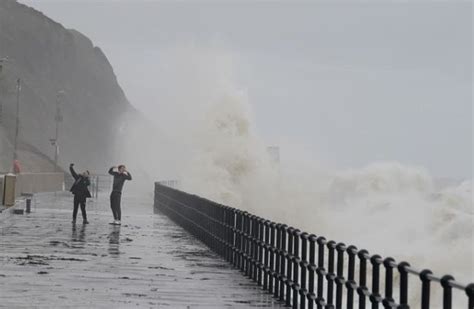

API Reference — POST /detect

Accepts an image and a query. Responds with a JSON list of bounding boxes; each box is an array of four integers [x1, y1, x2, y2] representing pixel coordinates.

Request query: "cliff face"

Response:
[[0, 0, 135, 173]]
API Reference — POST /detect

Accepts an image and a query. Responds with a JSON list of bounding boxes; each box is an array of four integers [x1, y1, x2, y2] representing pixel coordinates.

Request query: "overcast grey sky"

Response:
[[20, 0, 472, 178]]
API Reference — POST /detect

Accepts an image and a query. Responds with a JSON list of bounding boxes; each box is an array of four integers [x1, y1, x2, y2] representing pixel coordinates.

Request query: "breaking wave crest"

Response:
[[180, 89, 473, 290]]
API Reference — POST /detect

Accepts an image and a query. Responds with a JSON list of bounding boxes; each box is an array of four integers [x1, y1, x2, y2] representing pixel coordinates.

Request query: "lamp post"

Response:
[[0, 57, 8, 125], [51, 90, 64, 172], [13, 78, 21, 161]]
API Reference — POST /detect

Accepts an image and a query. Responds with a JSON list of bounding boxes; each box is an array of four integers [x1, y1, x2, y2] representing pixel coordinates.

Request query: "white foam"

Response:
[[179, 87, 473, 289]]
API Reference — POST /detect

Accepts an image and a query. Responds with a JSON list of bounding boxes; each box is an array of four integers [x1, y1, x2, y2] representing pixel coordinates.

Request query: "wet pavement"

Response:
[[0, 192, 284, 308]]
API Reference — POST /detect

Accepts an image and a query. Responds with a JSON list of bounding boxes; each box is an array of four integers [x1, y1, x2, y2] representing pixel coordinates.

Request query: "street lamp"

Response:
[[0, 57, 8, 125], [13, 78, 20, 161], [51, 90, 64, 172]]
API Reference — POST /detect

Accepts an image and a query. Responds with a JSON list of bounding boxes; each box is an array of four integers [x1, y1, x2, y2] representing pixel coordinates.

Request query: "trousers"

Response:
[[110, 191, 122, 221], [73, 195, 87, 221]]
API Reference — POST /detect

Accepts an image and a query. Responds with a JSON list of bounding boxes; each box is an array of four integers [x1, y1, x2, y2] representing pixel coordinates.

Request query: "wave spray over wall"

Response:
[[176, 69, 473, 293]]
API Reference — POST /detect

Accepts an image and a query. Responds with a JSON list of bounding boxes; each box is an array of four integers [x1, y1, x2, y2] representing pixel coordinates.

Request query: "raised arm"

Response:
[[108, 166, 118, 176], [125, 171, 132, 181], [70, 164, 79, 180]]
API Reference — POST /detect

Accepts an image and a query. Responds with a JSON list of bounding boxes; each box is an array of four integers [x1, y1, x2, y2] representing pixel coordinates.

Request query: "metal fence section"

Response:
[[65, 174, 112, 198], [89, 174, 112, 198], [154, 183, 473, 309]]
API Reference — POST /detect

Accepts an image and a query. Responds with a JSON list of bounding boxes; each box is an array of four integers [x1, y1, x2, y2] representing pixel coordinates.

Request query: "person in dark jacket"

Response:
[[108, 165, 132, 225], [70, 163, 92, 224]]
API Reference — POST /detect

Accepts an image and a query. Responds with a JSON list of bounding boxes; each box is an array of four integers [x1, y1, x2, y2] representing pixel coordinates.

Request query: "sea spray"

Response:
[[179, 87, 473, 289], [117, 46, 472, 306]]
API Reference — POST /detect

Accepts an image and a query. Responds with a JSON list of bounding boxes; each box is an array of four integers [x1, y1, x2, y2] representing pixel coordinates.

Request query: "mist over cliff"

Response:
[[0, 0, 137, 173]]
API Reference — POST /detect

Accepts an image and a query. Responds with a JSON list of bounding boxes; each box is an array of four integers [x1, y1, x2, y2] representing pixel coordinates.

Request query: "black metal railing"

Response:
[[154, 183, 474, 309]]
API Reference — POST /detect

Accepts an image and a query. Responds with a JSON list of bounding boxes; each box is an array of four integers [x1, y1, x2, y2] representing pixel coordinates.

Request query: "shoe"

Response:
[[109, 220, 117, 225], [114, 220, 121, 225], [83, 220, 89, 224]]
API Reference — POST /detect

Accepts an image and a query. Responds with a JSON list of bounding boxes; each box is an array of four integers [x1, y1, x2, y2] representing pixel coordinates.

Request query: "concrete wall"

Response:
[[3, 174, 16, 205], [16, 173, 64, 196]]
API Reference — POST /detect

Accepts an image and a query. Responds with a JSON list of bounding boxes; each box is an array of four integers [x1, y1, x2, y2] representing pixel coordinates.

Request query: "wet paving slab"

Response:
[[0, 192, 285, 308]]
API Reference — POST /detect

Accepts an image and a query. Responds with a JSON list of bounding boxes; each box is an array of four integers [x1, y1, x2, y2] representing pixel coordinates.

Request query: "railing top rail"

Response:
[[154, 182, 473, 294]]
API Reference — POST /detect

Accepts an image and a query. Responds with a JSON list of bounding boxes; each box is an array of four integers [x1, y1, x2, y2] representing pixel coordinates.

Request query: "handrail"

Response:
[[154, 182, 474, 309]]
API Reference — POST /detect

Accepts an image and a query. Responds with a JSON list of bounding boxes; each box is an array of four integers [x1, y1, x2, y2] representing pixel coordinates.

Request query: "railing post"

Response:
[[207, 202, 212, 247], [397, 261, 410, 309], [278, 224, 288, 301], [357, 249, 369, 309], [316, 237, 327, 309], [232, 210, 238, 267], [382, 257, 396, 308], [263, 220, 271, 290], [419, 269, 432, 309], [274, 223, 282, 298], [269, 222, 277, 294], [308, 234, 317, 309], [441, 275, 454, 309], [212, 204, 218, 254], [224, 207, 229, 261], [346, 245, 358, 309], [235, 210, 243, 269], [292, 229, 301, 309], [216, 205, 220, 255], [217, 206, 223, 257], [335, 243, 345, 309], [285, 227, 294, 306], [326, 240, 336, 309], [243, 212, 250, 273], [300, 232, 309, 309], [221, 206, 226, 258], [212, 204, 217, 252], [242, 212, 248, 274], [229, 208, 236, 264], [251, 215, 259, 281], [466, 283, 474, 309], [370, 255, 382, 309], [247, 215, 255, 278], [221, 206, 227, 260], [257, 218, 264, 286]]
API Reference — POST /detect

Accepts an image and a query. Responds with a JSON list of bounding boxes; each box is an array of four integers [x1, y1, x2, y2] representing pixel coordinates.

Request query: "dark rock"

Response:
[[0, 0, 139, 171]]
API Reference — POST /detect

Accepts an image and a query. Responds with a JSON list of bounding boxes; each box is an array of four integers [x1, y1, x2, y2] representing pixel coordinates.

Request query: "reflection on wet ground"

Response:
[[108, 225, 121, 257], [0, 193, 284, 308], [72, 224, 87, 246]]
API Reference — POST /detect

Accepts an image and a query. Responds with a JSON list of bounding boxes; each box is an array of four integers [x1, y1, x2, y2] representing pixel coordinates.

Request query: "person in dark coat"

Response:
[[70, 163, 92, 224], [108, 165, 132, 225]]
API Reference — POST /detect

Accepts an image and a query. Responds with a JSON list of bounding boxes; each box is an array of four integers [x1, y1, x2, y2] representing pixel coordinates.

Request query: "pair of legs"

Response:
[[73, 195, 87, 222], [110, 191, 122, 221]]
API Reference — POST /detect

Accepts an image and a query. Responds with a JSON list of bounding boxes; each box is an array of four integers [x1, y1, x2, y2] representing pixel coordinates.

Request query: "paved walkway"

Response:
[[0, 192, 284, 308]]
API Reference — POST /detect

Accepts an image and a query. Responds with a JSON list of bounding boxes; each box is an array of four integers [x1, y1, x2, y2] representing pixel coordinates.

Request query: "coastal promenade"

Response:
[[0, 192, 284, 308]]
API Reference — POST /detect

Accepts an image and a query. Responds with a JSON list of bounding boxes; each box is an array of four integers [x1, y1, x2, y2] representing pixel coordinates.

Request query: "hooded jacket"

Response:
[[69, 165, 92, 199]]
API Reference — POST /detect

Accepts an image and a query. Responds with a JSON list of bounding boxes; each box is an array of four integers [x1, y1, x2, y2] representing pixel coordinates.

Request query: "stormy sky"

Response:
[[20, 0, 472, 179]]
